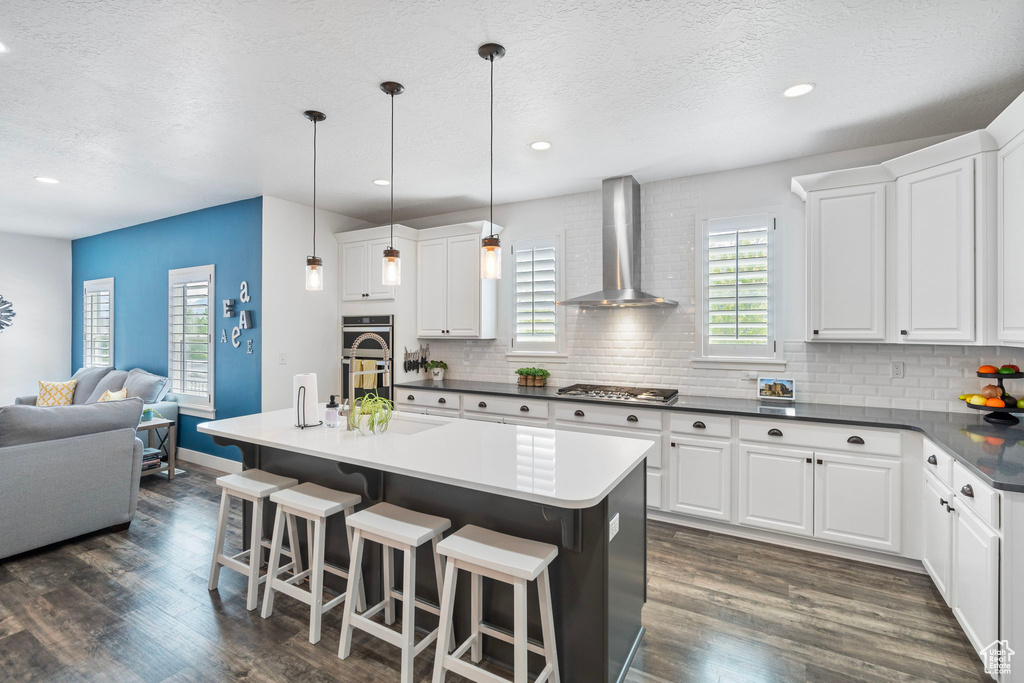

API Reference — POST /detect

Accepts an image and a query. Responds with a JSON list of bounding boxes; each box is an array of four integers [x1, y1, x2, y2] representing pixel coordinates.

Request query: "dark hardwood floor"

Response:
[[0, 464, 988, 682]]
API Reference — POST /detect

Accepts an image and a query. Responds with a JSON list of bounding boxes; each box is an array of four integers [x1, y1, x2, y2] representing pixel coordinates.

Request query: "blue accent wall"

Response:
[[72, 198, 262, 462]]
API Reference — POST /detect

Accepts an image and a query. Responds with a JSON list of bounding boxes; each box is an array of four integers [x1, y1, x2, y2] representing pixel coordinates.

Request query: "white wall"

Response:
[[400, 133, 1021, 412], [0, 232, 72, 405], [261, 197, 371, 410]]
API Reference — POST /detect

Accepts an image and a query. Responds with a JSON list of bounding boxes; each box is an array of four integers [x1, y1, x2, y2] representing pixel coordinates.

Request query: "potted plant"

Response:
[[425, 360, 448, 382], [348, 392, 394, 435], [516, 367, 551, 387]]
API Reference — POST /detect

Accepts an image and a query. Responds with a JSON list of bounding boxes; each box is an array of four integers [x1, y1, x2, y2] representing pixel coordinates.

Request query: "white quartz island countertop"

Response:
[[198, 409, 654, 509]]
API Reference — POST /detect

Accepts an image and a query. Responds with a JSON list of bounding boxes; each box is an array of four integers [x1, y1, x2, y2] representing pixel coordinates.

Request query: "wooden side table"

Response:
[[137, 417, 180, 479]]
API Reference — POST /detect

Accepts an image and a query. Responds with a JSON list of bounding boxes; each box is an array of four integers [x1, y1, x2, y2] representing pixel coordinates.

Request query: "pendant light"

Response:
[[380, 82, 404, 286], [479, 43, 505, 280], [303, 110, 326, 291]]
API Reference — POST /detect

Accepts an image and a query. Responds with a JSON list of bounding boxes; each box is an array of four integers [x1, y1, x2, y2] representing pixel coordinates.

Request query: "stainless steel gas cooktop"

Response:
[[556, 384, 679, 404]]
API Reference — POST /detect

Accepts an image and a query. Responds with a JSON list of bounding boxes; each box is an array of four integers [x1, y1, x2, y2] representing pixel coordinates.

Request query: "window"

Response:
[[168, 265, 215, 413], [511, 237, 563, 355], [83, 278, 114, 368], [699, 213, 777, 360]]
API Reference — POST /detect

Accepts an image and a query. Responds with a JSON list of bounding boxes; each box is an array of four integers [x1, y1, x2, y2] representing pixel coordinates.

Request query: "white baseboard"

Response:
[[647, 510, 927, 574], [176, 447, 242, 474]]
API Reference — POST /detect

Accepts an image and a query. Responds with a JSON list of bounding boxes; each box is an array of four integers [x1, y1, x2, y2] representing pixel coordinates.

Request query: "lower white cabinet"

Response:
[[668, 437, 732, 522], [813, 451, 901, 553], [738, 444, 814, 537], [952, 502, 1000, 655], [921, 473, 954, 601], [646, 471, 663, 510], [556, 421, 663, 509]]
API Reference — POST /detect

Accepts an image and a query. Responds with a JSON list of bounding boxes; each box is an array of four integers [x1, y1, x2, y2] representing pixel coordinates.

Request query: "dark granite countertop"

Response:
[[395, 379, 1024, 493]]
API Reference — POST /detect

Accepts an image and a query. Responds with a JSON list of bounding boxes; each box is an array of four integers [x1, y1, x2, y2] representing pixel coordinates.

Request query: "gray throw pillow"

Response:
[[87, 370, 129, 403], [70, 366, 114, 405], [123, 368, 169, 404], [0, 398, 144, 447]]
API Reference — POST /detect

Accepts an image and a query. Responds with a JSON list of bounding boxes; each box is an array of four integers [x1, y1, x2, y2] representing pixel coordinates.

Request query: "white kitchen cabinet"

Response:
[[668, 437, 732, 522], [416, 224, 499, 339], [341, 237, 395, 302], [806, 183, 889, 341], [738, 444, 814, 537], [556, 421, 663, 508], [997, 132, 1024, 345], [922, 473, 954, 602], [813, 451, 901, 553], [952, 502, 1000, 655], [895, 157, 976, 343]]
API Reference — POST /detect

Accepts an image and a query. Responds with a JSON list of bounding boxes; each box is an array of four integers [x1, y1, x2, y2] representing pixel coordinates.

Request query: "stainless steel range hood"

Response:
[[557, 175, 677, 308]]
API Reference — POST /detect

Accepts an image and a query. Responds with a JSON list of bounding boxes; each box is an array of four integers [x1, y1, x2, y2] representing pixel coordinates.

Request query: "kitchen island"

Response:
[[198, 409, 653, 683]]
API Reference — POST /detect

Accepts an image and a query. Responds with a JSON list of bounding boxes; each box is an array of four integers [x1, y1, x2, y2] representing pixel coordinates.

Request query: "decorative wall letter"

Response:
[[223, 299, 236, 317], [221, 329, 228, 343], [239, 310, 253, 330], [240, 281, 250, 303], [246, 339, 254, 354], [231, 327, 241, 348]]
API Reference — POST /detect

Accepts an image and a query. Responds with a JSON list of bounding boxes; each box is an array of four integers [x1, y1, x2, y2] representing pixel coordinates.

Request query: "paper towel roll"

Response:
[[293, 373, 320, 427]]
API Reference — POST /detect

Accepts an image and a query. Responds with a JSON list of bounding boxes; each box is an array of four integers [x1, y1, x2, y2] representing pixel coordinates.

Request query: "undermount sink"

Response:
[[382, 415, 445, 435]]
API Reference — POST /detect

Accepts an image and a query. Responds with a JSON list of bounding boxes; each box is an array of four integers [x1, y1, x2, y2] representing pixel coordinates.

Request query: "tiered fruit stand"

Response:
[[968, 370, 1024, 425]]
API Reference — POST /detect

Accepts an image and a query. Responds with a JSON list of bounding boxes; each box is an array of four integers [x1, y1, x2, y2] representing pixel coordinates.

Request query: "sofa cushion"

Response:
[[87, 370, 128, 403], [70, 366, 114, 405], [99, 389, 127, 402], [0, 398, 144, 448], [124, 368, 169, 404], [37, 380, 77, 407]]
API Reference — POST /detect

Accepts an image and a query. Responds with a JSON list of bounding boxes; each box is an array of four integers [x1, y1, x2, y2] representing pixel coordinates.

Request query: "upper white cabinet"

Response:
[[997, 132, 1024, 345], [341, 236, 396, 301], [416, 222, 500, 339], [805, 183, 889, 341], [895, 157, 977, 343]]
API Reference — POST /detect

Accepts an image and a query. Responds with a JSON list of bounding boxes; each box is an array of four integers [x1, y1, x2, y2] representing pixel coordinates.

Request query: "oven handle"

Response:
[[342, 326, 393, 333]]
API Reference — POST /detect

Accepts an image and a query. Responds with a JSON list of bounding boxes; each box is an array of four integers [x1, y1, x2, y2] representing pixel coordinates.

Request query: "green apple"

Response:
[[1018, 398, 1024, 410]]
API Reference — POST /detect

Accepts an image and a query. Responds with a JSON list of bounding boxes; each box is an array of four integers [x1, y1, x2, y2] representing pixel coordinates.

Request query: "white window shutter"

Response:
[[83, 278, 114, 368], [168, 265, 215, 408], [513, 238, 560, 352]]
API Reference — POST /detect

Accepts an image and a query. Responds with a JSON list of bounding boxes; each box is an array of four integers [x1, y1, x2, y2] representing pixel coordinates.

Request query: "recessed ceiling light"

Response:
[[0, 42, 9, 54], [782, 83, 815, 98], [529, 141, 552, 150], [373, 179, 390, 186], [34, 176, 59, 184]]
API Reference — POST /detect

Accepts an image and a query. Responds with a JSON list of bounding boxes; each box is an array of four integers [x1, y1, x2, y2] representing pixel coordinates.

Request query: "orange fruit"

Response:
[[979, 365, 999, 374], [986, 398, 1005, 408]]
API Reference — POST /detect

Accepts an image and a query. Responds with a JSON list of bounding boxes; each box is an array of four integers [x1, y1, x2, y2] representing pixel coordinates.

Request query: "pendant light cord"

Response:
[[312, 119, 318, 258], [489, 55, 494, 237], [390, 91, 395, 248]]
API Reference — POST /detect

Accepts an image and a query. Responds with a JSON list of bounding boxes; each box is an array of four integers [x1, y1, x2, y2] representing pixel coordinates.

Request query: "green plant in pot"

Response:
[[425, 360, 448, 382], [348, 392, 394, 435], [516, 367, 551, 387]]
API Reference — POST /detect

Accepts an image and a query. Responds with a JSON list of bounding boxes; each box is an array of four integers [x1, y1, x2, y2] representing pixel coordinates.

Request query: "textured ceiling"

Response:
[[2, 0, 1023, 239]]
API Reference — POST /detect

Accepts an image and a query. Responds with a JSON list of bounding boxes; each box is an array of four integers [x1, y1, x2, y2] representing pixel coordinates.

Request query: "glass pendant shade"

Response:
[[382, 248, 401, 286], [305, 255, 324, 291], [480, 235, 502, 280]]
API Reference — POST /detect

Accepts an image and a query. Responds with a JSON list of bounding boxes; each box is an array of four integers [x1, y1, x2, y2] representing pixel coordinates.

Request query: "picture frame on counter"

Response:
[[758, 377, 795, 401]]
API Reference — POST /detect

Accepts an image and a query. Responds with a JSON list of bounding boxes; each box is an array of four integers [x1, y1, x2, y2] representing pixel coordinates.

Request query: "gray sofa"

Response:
[[15, 366, 178, 424], [0, 398, 145, 560]]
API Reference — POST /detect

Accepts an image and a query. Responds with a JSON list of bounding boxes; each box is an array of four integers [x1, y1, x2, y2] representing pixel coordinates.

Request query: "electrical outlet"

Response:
[[278, 353, 287, 365], [891, 361, 905, 379], [741, 371, 758, 381], [609, 513, 620, 542]]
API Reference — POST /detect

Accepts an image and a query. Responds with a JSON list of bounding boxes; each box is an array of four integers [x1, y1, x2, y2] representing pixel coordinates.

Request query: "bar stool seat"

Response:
[[208, 469, 300, 611], [339, 503, 452, 683], [262, 482, 363, 644], [433, 525, 560, 683]]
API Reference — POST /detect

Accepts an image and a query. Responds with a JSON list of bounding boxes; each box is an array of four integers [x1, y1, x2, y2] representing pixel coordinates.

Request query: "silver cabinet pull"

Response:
[[927, 455, 937, 465], [478, 401, 487, 408], [520, 405, 530, 412], [847, 436, 865, 445], [407, 395, 415, 401], [768, 428, 783, 437], [692, 421, 706, 429], [626, 415, 638, 423], [574, 410, 585, 417], [438, 397, 446, 404], [960, 484, 974, 498]]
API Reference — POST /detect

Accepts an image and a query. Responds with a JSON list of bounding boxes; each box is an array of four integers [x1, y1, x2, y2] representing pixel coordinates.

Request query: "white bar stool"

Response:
[[338, 502, 452, 683], [208, 469, 300, 611], [432, 525, 560, 683], [261, 482, 364, 644]]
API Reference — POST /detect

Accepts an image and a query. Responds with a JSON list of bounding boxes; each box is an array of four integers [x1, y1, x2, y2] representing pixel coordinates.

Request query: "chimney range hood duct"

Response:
[[557, 175, 677, 308]]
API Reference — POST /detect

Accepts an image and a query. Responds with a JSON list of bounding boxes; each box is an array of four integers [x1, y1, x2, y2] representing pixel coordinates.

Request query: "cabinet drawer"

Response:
[[922, 438, 953, 487], [464, 394, 549, 419], [953, 462, 1000, 531], [669, 412, 732, 439], [554, 421, 661, 468], [399, 390, 461, 410], [738, 419, 900, 456], [554, 403, 662, 431]]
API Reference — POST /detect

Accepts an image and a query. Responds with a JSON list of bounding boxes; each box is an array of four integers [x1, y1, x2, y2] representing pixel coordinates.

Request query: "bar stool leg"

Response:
[[285, 510, 303, 575], [260, 505, 286, 619], [338, 528, 364, 660], [399, 546, 417, 683], [513, 579, 528, 683], [208, 489, 230, 590], [245, 498, 264, 611], [432, 537, 454, 654], [432, 558, 458, 683], [470, 571, 483, 663], [309, 516, 327, 644], [307, 518, 315, 574], [383, 546, 396, 625], [537, 569, 560, 683]]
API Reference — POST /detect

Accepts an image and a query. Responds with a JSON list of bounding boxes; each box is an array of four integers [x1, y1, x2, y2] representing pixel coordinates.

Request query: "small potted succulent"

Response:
[[348, 392, 394, 435], [516, 367, 551, 387], [425, 360, 448, 382]]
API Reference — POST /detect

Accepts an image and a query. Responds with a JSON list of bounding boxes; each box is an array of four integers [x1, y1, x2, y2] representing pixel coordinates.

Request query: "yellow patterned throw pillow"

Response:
[[99, 388, 127, 402], [38, 379, 77, 406]]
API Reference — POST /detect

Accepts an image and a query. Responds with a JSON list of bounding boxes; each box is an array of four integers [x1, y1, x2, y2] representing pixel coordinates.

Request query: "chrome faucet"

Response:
[[347, 332, 391, 431]]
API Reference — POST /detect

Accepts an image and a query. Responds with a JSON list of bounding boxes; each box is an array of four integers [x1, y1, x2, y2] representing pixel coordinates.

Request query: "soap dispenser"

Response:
[[325, 395, 341, 428]]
